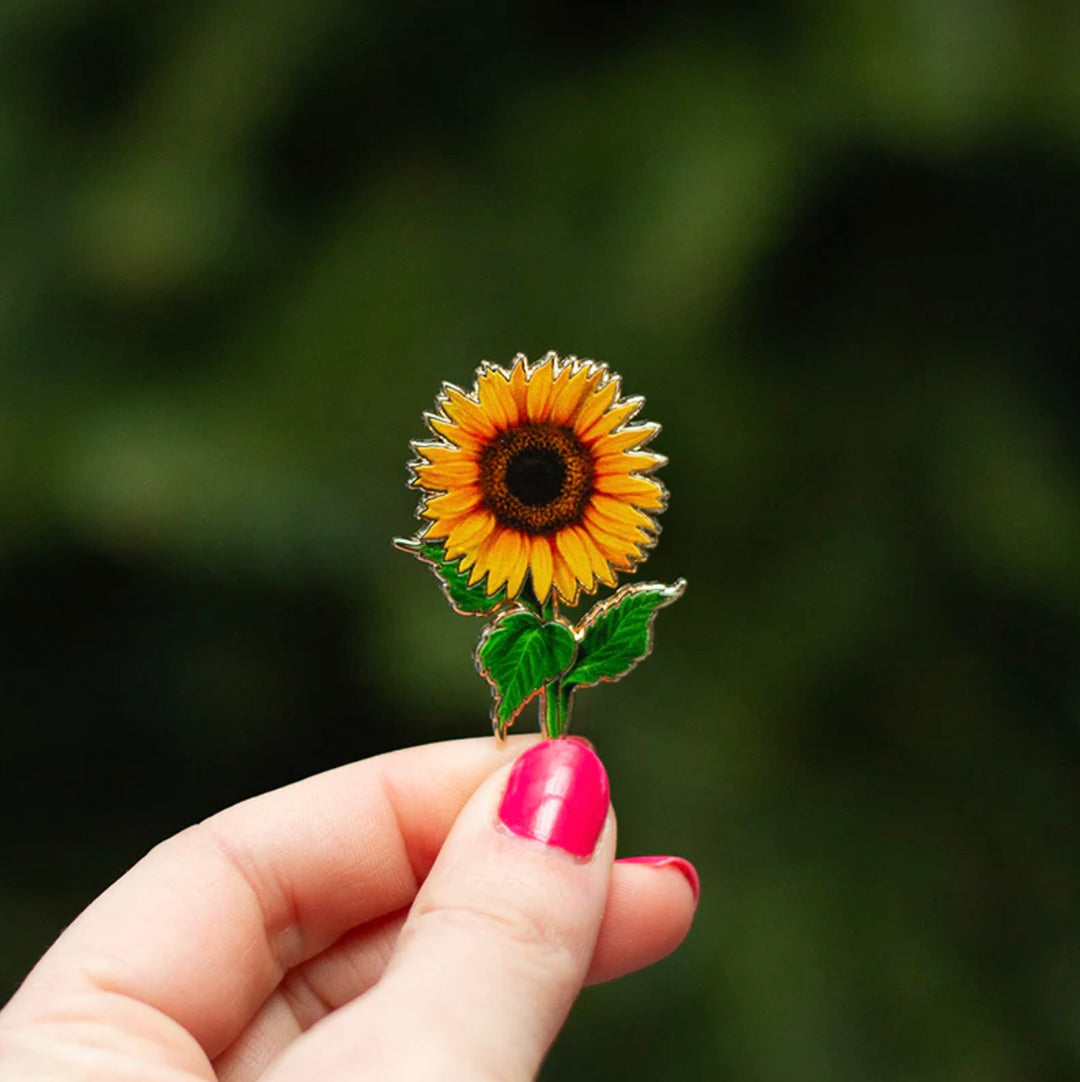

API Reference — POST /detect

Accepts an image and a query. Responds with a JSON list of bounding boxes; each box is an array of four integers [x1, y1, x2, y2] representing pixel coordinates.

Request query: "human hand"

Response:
[[0, 736, 697, 1080]]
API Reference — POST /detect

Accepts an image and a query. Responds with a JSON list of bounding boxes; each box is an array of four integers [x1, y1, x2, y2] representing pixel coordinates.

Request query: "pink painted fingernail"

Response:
[[498, 739, 610, 857], [617, 855, 701, 905]]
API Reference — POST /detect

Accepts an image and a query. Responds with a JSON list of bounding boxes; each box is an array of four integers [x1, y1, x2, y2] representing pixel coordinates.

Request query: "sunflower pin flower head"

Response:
[[395, 352, 685, 741]]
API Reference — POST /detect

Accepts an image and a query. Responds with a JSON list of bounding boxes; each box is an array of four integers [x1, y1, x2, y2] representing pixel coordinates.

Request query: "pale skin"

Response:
[[0, 736, 696, 1081]]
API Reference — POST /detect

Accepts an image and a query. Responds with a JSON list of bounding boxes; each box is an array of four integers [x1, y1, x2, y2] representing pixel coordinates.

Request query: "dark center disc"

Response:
[[478, 423, 594, 534], [504, 448, 566, 507]]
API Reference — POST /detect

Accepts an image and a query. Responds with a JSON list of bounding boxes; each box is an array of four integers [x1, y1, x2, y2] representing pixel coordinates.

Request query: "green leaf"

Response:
[[476, 609, 577, 734], [563, 580, 686, 688], [394, 537, 505, 615]]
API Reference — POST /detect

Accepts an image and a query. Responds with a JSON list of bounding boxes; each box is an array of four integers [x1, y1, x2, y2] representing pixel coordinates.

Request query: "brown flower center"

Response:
[[479, 424, 593, 534]]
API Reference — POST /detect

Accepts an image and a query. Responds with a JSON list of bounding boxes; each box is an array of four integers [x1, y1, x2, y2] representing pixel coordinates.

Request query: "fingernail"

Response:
[[498, 740, 610, 857], [617, 855, 701, 905], [567, 734, 595, 752]]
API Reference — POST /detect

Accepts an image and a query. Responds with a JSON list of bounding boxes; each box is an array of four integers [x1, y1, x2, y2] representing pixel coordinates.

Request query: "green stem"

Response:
[[538, 594, 568, 738], [540, 682, 560, 739]]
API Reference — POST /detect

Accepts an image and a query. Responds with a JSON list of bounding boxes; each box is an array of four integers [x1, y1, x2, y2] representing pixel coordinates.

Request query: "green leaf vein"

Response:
[[563, 580, 685, 688], [476, 610, 577, 726]]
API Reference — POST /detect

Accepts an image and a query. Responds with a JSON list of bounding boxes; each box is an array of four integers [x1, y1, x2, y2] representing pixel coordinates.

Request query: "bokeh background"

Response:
[[3, 1, 1080, 1077]]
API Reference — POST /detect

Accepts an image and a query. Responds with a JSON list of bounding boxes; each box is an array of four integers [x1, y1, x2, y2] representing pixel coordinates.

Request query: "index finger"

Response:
[[5, 735, 540, 1058]]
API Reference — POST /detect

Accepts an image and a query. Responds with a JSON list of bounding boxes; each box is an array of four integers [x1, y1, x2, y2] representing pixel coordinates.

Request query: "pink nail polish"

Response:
[[498, 740, 610, 857], [566, 734, 595, 752], [617, 855, 701, 905]]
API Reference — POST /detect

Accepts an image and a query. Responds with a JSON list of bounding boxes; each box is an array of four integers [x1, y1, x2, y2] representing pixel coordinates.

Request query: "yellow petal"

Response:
[[575, 525, 617, 586], [525, 355, 556, 421], [485, 529, 524, 594], [582, 515, 646, 568], [529, 535, 555, 603], [592, 473, 666, 510], [466, 529, 501, 585], [476, 368, 514, 431], [414, 442, 479, 467], [556, 526, 594, 590], [592, 423, 661, 456], [421, 487, 483, 518], [580, 397, 642, 444], [589, 494, 660, 532], [442, 386, 499, 439], [548, 365, 592, 426], [545, 363, 573, 414], [413, 460, 480, 490], [552, 556, 580, 604], [445, 510, 497, 554], [505, 532, 529, 598], [580, 364, 607, 403], [421, 515, 458, 541], [594, 542, 641, 572], [507, 356, 529, 417], [572, 376, 619, 437], [446, 526, 497, 565], [490, 365, 524, 428], [426, 414, 485, 453], [592, 451, 666, 477]]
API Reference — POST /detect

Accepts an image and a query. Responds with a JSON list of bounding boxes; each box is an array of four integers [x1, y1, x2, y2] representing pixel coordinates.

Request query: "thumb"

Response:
[[265, 738, 614, 1082]]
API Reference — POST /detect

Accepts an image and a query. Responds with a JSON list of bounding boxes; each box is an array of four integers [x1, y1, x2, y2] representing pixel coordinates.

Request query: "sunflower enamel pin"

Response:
[[396, 352, 685, 741]]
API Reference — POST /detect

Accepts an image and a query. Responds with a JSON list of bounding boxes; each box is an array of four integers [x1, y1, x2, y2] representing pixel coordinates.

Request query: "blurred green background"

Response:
[[3, 0, 1080, 1077]]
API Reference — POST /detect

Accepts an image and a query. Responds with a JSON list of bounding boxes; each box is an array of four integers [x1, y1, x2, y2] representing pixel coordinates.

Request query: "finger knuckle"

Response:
[[406, 894, 576, 970]]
